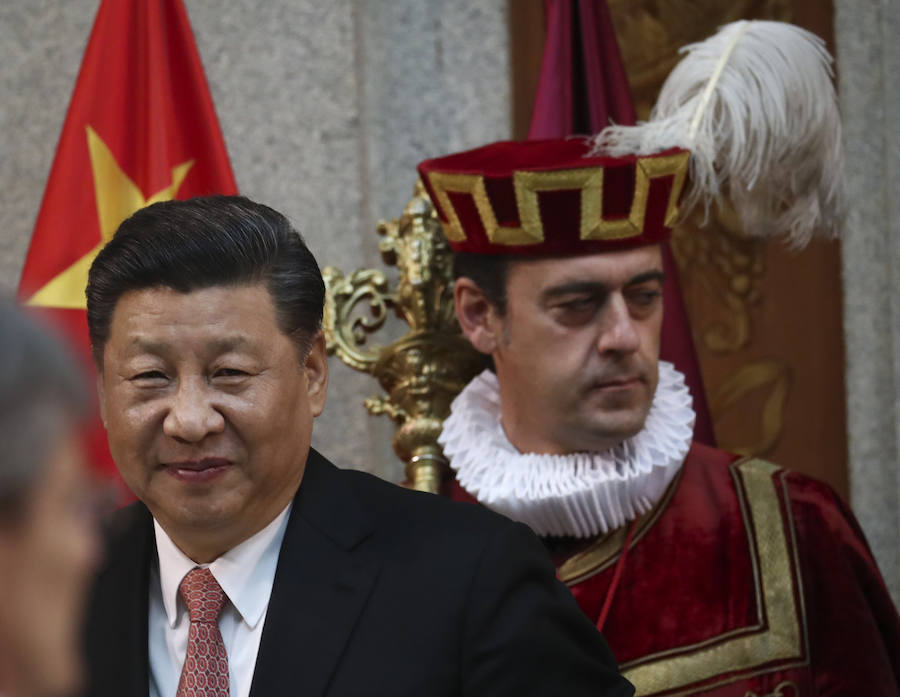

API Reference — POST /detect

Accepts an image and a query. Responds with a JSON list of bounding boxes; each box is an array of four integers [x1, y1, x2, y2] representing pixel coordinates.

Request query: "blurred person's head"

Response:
[[0, 304, 98, 697]]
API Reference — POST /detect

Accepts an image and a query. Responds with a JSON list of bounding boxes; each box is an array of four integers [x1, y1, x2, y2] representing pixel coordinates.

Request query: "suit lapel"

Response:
[[249, 450, 380, 697]]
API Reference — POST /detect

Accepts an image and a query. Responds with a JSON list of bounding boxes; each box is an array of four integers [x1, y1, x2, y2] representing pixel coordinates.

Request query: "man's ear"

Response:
[[303, 331, 329, 417], [454, 277, 503, 355]]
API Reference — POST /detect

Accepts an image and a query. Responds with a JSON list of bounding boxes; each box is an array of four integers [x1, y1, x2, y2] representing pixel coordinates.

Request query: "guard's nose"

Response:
[[596, 295, 641, 355]]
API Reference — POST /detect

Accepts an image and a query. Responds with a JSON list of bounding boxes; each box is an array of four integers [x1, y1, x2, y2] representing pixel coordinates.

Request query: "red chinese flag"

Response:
[[528, 0, 715, 446], [18, 0, 238, 484]]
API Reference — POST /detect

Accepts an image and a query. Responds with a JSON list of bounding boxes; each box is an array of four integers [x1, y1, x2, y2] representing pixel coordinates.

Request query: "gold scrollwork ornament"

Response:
[[323, 181, 488, 492]]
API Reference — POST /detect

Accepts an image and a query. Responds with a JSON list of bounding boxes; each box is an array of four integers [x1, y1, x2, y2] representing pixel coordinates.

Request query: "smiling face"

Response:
[[98, 283, 328, 563], [456, 245, 664, 455]]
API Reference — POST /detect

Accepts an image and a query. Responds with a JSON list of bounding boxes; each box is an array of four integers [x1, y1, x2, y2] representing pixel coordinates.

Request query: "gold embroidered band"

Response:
[[427, 151, 690, 248]]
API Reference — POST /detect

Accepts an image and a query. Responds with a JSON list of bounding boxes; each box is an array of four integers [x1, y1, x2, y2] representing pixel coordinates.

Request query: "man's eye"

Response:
[[131, 370, 167, 382], [565, 296, 593, 307], [213, 368, 247, 379], [628, 289, 662, 306], [552, 298, 598, 324], [563, 300, 594, 312]]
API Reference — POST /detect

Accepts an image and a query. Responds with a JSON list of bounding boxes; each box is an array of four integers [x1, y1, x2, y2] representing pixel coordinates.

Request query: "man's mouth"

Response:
[[592, 375, 643, 390], [163, 458, 232, 483]]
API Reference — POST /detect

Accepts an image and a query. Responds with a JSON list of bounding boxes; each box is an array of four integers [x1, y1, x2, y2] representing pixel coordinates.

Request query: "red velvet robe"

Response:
[[448, 442, 900, 695]]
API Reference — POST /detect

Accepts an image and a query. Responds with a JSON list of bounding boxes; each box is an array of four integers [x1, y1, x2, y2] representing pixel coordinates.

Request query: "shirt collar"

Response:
[[154, 502, 292, 630]]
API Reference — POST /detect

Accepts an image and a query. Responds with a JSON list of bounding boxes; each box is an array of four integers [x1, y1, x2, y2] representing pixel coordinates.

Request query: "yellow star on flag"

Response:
[[26, 125, 193, 309]]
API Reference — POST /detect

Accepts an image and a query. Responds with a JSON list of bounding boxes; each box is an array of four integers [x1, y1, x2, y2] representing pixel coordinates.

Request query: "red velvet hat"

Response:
[[417, 137, 689, 256]]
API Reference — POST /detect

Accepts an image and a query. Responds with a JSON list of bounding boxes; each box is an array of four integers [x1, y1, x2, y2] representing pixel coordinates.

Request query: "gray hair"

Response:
[[0, 303, 88, 516]]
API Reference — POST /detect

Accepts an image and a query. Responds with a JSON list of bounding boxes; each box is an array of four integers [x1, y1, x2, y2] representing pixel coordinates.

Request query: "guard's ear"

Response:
[[303, 331, 329, 417], [454, 277, 503, 355]]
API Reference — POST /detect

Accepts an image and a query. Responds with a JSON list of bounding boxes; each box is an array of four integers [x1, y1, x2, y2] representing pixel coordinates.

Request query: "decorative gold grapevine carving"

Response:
[[322, 267, 393, 372], [322, 181, 488, 492], [669, 204, 767, 356]]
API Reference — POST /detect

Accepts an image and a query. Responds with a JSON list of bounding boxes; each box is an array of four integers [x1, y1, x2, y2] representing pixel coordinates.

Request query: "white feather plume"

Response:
[[592, 20, 844, 247]]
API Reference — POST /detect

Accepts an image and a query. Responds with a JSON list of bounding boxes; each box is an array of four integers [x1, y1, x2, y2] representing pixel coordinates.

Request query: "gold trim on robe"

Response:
[[559, 458, 811, 695]]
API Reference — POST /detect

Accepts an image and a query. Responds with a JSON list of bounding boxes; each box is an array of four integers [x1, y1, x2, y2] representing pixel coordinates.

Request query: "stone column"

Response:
[[834, 0, 900, 605]]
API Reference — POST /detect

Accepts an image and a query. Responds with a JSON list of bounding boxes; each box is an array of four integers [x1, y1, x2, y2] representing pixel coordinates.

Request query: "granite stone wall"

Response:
[[0, 0, 511, 483], [834, 0, 900, 605]]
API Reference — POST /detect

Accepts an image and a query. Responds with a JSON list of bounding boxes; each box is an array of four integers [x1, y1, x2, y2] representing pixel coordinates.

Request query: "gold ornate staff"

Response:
[[322, 181, 488, 493]]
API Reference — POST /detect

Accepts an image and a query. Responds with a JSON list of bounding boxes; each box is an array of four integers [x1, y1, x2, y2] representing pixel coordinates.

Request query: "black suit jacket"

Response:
[[84, 448, 632, 696]]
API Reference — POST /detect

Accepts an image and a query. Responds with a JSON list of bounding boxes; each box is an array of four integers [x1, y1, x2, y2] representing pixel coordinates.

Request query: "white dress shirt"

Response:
[[148, 503, 291, 697]]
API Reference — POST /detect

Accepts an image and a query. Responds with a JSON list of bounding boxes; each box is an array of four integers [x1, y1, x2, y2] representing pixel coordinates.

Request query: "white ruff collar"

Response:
[[439, 361, 695, 538]]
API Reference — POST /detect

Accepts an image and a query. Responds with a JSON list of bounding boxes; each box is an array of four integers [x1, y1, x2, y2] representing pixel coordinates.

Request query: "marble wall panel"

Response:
[[834, 0, 900, 605]]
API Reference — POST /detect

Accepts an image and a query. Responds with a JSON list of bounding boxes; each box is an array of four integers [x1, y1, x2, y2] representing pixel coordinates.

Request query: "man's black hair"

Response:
[[452, 252, 516, 315], [86, 195, 325, 364]]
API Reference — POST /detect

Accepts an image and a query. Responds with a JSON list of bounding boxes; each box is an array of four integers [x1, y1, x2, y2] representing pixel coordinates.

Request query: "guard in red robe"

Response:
[[440, 381, 900, 695], [552, 444, 900, 695], [418, 19, 900, 696]]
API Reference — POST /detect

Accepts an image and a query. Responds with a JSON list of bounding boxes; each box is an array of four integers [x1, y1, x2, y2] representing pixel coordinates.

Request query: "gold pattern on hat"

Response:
[[513, 167, 609, 241], [425, 172, 482, 243], [427, 171, 545, 246], [428, 150, 689, 248], [634, 150, 691, 229]]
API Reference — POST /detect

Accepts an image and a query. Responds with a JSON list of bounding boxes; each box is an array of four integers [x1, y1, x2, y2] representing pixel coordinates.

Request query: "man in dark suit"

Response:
[[82, 195, 632, 697]]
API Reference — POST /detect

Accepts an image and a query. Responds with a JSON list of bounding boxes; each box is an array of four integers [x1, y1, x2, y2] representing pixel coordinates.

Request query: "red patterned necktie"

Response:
[[176, 567, 230, 697]]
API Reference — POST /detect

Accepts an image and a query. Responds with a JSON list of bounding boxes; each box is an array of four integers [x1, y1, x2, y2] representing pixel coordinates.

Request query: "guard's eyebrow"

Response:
[[625, 270, 665, 287], [541, 281, 608, 302], [541, 270, 665, 302]]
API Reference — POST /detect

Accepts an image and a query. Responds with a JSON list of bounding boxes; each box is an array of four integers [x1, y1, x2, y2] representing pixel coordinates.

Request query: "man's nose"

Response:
[[596, 295, 641, 354], [162, 378, 225, 442]]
